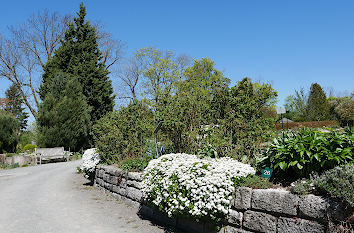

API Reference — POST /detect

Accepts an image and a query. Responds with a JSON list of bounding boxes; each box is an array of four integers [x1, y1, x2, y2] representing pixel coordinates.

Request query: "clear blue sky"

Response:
[[1, 0, 353, 109]]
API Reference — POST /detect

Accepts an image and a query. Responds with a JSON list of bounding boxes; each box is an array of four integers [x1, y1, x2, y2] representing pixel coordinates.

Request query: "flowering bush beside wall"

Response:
[[81, 148, 100, 181], [142, 153, 255, 223]]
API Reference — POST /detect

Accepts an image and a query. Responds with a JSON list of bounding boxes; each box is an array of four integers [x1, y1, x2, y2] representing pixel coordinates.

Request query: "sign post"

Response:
[[276, 107, 286, 144]]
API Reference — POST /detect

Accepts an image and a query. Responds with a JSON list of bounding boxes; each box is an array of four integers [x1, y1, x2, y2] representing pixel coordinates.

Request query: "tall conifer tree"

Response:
[[37, 73, 91, 151], [5, 84, 28, 130], [306, 83, 330, 121], [40, 3, 114, 123]]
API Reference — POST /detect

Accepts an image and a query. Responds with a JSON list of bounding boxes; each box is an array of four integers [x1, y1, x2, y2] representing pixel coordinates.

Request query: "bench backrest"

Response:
[[35, 147, 65, 158]]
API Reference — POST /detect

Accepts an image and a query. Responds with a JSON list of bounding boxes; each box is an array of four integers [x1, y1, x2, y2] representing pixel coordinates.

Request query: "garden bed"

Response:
[[94, 164, 353, 233]]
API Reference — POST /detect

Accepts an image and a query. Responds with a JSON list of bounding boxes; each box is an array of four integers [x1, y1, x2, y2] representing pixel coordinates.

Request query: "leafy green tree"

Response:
[[329, 94, 354, 127], [136, 47, 190, 109], [225, 78, 277, 161], [155, 58, 230, 153], [306, 83, 330, 121], [37, 76, 91, 151], [284, 88, 307, 121], [5, 84, 29, 130], [0, 111, 20, 153], [40, 3, 114, 123]]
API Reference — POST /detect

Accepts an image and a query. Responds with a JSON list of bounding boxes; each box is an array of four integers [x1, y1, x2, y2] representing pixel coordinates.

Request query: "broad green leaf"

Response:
[[279, 161, 287, 170]]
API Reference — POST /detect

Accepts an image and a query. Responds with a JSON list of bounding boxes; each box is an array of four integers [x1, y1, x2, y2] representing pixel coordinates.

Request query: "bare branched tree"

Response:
[[0, 10, 125, 119], [8, 10, 71, 68], [117, 56, 144, 100], [94, 22, 126, 69], [0, 10, 70, 118], [115, 48, 191, 105]]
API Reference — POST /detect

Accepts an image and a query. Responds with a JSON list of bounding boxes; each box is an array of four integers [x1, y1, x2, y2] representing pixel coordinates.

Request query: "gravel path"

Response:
[[0, 160, 165, 233]]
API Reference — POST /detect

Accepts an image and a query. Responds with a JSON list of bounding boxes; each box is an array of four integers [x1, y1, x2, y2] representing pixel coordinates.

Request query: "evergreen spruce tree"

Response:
[[40, 3, 114, 123], [0, 111, 20, 153], [306, 83, 330, 121], [5, 84, 29, 130], [56, 78, 91, 151], [37, 74, 91, 151]]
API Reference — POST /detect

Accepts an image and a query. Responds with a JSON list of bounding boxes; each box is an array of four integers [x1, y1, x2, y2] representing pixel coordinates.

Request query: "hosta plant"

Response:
[[259, 127, 353, 179], [142, 153, 255, 224]]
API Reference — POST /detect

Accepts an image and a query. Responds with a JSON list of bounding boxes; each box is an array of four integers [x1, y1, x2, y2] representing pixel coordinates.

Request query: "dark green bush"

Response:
[[0, 111, 20, 153], [314, 164, 354, 206], [260, 127, 353, 179], [92, 100, 154, 164]]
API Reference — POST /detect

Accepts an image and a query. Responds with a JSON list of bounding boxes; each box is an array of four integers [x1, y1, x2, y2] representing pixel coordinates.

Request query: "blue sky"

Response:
[[1, 0, 353, 110]]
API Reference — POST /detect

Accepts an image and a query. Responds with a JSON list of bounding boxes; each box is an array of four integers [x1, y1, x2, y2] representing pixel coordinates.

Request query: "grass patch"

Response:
[[119, 157, 148, 172], [0, 163, 20, 169], [233, 175, 274, 189]]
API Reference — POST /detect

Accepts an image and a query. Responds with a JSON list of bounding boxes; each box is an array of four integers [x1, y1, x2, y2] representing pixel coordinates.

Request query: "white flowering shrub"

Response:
[[142, 153, 255, 222], [80, 148, 100, 181]]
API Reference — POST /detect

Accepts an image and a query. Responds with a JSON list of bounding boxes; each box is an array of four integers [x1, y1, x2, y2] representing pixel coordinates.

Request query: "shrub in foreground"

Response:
[[142, 153, 255, 224]]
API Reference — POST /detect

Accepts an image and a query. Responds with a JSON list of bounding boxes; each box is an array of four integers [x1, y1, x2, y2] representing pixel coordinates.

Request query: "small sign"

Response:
[[276, 107, 286, 114], [261, 167, 273, 179]]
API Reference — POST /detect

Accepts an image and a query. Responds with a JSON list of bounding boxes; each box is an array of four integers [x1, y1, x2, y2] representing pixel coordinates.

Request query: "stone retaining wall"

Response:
[[0, 154, 36, 166], [95, 165, 352, 233]]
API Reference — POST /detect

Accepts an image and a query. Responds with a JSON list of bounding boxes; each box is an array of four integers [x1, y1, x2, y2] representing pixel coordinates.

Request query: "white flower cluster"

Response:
[[142, 153, 255, 220], [80, 148, 100, 179]]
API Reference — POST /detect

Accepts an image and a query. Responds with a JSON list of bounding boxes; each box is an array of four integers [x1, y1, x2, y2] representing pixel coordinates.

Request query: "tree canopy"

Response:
[[5, 84, 29, 130], [0, 111, 20, 153], [37, 74, 91, 151], [40, 3, 114, 123], [306, 83, 330, 121]]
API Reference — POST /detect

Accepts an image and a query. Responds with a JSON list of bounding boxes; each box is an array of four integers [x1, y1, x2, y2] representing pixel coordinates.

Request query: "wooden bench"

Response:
[[35, 147, 68, 164]]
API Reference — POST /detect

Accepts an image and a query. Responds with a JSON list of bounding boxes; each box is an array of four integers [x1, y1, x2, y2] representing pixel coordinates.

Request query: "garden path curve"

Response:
[[0, 160, 165, 233]]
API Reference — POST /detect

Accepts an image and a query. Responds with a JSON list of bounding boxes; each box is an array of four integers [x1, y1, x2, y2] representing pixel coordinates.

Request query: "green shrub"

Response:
[[232, 175, 274, 189], [16, 131, 35, 153], [260, 127, 353, 179], [329, 95, 354, 127], [0, 111, 20, 153], [120, 157, 148, 172], [22, 144, 37, 153], [314, 164, 354, 206], [92, 100, 154, 164], [8, 163, 19, 169]]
